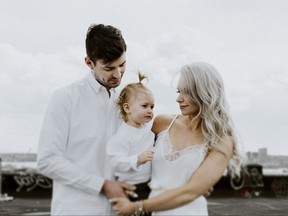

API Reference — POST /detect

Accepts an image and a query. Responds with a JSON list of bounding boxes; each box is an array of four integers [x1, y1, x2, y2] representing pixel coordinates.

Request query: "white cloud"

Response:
[[1, 0, 288, 155], [0, 114, 42, 153], [0, 44, 86, 114]]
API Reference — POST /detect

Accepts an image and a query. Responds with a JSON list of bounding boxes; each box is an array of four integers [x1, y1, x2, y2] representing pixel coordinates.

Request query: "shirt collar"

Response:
[[86, 71, 116, 94]]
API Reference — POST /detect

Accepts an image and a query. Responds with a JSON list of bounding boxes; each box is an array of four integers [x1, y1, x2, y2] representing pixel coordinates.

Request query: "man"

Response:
[[37, 24, 135, 215]]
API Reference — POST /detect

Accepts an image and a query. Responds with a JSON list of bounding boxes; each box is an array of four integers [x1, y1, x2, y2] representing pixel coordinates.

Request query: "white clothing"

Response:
[[106, 122, 154, 185], [149, 115, 209, 215], [37, 72, 122, 215]]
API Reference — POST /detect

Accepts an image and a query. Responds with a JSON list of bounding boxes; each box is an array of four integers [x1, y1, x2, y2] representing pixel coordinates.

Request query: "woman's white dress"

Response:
[[149, 116, 209, 215]]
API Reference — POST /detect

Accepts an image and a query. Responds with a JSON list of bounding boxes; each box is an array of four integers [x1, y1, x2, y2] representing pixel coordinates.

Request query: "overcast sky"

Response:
[[1, 0, 288, 156]]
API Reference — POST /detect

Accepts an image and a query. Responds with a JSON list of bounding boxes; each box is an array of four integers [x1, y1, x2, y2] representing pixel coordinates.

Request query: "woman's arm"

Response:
[[110, 136, 233, 215], [143, 136, 233, 212]]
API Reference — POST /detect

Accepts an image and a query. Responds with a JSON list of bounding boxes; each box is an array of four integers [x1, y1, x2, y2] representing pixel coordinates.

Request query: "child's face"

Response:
[[125, 91, 154, 128]]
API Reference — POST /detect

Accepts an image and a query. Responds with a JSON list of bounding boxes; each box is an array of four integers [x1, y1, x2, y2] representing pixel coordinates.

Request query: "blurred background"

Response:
[[0, 1, 288, 213]]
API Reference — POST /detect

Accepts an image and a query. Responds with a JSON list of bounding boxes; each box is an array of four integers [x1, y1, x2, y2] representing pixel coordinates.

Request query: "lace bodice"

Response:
[[150, 115, 209, 189], [162, 129, 208, 161], [149, 115, 209, 215]]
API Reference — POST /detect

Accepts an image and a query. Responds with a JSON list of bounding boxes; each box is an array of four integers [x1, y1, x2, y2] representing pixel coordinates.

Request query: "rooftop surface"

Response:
[[1, 197, 287, 216]]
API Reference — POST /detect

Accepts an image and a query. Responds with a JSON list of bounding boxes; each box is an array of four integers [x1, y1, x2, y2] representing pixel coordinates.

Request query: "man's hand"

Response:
[[101, 180, 137, 199], [109, 197, 135, 216]]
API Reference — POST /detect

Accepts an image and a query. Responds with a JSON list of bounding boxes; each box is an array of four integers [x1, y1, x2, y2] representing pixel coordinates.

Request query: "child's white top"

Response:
[[106, 121, 155, 184]]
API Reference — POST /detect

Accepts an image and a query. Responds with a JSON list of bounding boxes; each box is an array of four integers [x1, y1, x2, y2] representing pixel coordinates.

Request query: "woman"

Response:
[[110, 62, 243, 215]]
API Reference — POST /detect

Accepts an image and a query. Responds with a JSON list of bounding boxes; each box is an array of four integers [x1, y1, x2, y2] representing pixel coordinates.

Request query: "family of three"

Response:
[[37, 23, 243, 215]]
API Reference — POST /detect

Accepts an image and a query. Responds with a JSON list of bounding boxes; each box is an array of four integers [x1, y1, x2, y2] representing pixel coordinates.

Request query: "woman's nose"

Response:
[[176, 95, 183, 103]]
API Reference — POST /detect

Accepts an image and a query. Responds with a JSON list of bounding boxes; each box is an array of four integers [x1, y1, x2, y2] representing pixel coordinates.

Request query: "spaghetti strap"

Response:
[[167, 115, 178, 131]]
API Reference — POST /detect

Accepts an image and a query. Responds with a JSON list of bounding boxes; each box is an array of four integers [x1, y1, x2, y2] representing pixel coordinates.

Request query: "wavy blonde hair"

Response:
[[116, 71, 152, 121], [179, 62, 243, 178]]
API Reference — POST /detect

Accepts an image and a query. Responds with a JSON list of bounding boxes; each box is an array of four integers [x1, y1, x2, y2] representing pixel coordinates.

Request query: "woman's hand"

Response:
[[109, 197, 135, 216]]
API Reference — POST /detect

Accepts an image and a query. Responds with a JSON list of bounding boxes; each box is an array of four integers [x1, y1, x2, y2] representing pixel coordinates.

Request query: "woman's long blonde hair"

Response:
[[179, 62, 243, 178]]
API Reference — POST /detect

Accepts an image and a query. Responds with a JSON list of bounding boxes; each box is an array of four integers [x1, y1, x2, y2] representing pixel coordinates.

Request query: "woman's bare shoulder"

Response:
[[152, 114, 176, 135]]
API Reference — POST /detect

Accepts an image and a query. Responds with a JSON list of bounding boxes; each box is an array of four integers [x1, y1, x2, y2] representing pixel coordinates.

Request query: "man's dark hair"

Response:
[[85, 24, 127, 64]]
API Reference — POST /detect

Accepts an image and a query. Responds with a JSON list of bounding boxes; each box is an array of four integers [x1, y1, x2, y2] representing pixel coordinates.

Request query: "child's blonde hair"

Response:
[[116, 71, 151, 121]]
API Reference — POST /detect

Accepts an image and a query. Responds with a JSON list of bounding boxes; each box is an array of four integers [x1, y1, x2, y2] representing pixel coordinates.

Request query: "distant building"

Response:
[[0, 153, 36, 162], [246, 148, 288, 168]]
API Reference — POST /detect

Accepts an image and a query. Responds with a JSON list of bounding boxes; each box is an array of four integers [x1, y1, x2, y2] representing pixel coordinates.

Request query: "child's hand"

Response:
[[137, 148, 154, 166]]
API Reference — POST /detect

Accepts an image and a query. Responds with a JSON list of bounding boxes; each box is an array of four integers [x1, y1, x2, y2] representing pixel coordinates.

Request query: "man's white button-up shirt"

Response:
[[37, 72, 121, 215]]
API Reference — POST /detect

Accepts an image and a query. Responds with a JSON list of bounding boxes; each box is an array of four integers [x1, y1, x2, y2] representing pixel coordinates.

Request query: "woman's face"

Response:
[[176, 77, 200, 116]]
